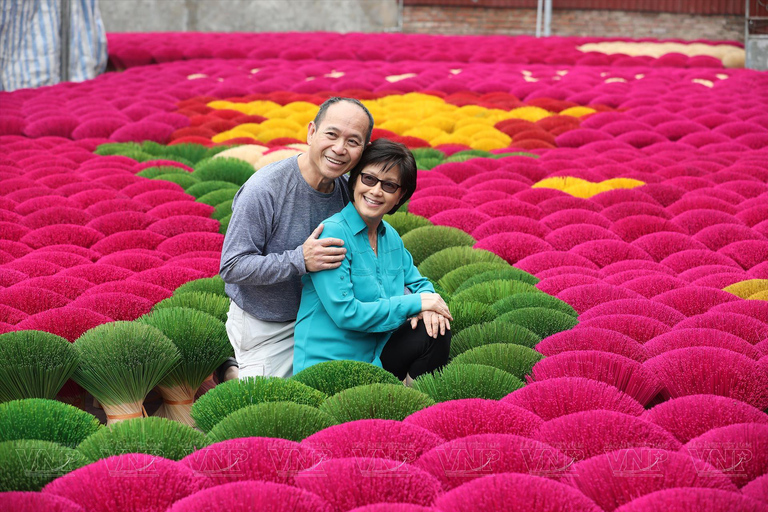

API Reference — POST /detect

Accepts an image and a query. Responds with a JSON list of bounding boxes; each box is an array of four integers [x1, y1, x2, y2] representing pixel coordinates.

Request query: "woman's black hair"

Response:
[[348, 138, 417, 215]]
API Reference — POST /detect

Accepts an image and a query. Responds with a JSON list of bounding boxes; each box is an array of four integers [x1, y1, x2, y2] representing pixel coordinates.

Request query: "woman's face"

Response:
[[353, 163, 405, 226]]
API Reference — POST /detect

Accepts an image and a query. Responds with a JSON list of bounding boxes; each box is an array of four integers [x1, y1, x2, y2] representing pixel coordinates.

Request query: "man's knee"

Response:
[[216, 357, 239, 383]]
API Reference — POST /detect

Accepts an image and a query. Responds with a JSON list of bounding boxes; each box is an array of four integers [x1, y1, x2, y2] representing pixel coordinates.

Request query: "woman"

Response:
[[293, 139, 452, 384]]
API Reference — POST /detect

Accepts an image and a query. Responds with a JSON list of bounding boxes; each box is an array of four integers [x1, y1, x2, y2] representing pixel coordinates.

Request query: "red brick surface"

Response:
[[403, 6, 743, 42], [405, 0, 746, 16]]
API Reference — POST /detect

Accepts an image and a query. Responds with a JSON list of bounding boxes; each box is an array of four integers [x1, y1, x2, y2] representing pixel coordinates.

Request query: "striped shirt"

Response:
[[0, 0, 107, 91]]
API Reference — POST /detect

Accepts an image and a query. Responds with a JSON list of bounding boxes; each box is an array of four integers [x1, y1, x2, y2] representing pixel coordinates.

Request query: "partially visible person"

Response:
[[219, 97, 374, 379], [0, 0, 107, 91], [293, 139, 452, 385]]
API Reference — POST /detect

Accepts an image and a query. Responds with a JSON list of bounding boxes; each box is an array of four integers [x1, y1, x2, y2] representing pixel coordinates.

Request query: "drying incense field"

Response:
[[0, 32, 767, 512]]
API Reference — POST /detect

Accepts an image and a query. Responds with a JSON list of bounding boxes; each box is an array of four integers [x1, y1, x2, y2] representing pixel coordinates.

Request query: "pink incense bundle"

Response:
[[536, 272, 602, 296], [167, 481, 333, 512], [180, 437, 320, 487], [535, 327, 648, 362], [632, 232, 707, 262], [474, 232, 554, 266], [0, 492, 84, 512], [541, 209, 610, 231], [416, 433, 572, 490], [503, 376, 644, 420], [684, 423, 768, 488], [644, 347, 768, 409], [302, 419, 444, 463], [435, 473, 601, 512], [579, 298, 685, 327], [348, 505, 438, 512], [564, 447, 737, 512], [556, 283, 642, 314], [530, 350, 665, 406], [20, 224, 105, 250], [403, 398, 542, 441], [473, 215, 550, 241], [620, 274, 688, 299], [609, 215, 685, 244], [644, 328, 763, 360], [535, 410, 681, 462], [89, 231, 166, 256], [15, 307, 111, 342], [43, 453, 208, 511], [652, 286, 739, 317], [569, 239, 653, 269], [515, 250, 599, 275], [544, 224, 620, 251], [79, 280, 171, 303], [674, 311, 768, 345], [69, 292, 153, 321], [85, 211, 158, 237], [742, 474, 768, 505], [642, 394, 768, 443], [613, 488, 767, 512], [576, 314, 671, 343], [294, 457, 441, 511], [711, 299, 768, 322]]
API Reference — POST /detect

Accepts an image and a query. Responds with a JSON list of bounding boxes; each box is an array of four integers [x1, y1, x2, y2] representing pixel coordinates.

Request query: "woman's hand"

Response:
[[410, 311, 451, 338], [420, 293, 453, 321]]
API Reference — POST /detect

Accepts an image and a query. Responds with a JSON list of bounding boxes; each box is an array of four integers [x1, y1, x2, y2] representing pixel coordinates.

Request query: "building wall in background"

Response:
[[97, 0, 744, 43], [404, 0, 747, 16], [404, 6, 744, 42], [99, 0, 400, 33]]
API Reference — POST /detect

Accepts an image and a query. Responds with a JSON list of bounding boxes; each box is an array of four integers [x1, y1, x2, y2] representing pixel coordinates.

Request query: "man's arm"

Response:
[[219, 184, 303, 286], [219, 184, 347, 286]]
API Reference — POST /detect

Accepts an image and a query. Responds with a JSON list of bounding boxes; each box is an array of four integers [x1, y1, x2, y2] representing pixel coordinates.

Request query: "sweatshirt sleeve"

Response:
[[219, 181, 307, 286], [308, 223, 423, 333]]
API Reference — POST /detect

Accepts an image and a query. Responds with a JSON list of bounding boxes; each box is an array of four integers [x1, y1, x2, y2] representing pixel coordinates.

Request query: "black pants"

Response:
[[380, 320, 451, 381]]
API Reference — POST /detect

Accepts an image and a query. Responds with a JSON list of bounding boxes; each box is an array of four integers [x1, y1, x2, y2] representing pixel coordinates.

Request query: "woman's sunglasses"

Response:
[[359, 173, 402, 194]]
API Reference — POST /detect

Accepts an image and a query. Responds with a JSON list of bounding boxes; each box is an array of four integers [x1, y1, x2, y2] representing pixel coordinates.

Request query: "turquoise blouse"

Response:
[[293, 202, 434, 374]]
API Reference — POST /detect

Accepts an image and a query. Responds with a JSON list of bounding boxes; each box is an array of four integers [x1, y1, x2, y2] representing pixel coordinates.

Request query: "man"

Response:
[[219, 97, 374, 379]]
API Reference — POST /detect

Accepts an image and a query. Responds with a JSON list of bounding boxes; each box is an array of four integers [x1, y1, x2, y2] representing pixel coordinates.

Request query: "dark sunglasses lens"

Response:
[[361, 173, 399, 193], [381, 182, 399, 193]]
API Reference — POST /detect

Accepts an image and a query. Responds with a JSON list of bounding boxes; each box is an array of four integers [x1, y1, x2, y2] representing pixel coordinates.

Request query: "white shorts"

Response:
[[225, 301, 295, 379]]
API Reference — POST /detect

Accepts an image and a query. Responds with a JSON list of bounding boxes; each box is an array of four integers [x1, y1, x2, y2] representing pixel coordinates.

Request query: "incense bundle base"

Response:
[[102, 400, 145, 426], [156, 383, 196, 427]]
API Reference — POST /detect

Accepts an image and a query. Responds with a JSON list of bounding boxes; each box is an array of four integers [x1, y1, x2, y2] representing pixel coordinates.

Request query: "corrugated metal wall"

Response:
[[404, 0, 749, 16]]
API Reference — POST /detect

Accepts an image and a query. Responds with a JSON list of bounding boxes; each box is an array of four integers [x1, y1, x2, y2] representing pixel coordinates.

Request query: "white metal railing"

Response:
[[745, 0, 768, 69], [536, 0, 553, 37]]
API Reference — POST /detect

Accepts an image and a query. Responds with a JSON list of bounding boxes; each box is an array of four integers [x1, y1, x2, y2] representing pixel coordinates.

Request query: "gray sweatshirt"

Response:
[[219, 155, 349, 322]]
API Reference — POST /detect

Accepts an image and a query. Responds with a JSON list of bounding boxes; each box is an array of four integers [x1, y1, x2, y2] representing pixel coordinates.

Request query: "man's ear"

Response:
[[306, 121, 316, 144]]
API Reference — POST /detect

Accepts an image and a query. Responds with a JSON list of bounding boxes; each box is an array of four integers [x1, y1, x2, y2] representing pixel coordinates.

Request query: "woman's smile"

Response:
[[353, 164, 404, 226]]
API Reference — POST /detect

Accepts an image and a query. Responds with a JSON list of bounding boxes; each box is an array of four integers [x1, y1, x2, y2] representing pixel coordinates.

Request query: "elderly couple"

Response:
[[219, 97, 452, 385]]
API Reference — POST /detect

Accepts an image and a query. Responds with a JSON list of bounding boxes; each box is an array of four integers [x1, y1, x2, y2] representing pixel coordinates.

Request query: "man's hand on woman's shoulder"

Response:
[[303, 223, 347, 272]]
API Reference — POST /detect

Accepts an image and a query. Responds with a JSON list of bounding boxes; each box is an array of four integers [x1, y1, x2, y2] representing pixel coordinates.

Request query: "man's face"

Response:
[[305, 102, 370, 182]]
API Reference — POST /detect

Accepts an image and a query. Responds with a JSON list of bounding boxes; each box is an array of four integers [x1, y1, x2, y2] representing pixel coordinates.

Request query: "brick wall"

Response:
[[403, 6, 744, 43]]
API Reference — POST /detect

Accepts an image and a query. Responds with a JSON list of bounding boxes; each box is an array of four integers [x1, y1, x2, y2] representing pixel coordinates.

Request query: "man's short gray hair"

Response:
[[313, 97, 375, 145]]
